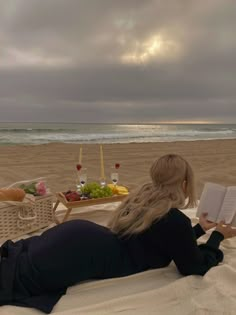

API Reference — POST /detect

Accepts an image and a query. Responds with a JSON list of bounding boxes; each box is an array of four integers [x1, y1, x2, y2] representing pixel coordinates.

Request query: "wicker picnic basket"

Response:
[[0, 178, 54, 243]]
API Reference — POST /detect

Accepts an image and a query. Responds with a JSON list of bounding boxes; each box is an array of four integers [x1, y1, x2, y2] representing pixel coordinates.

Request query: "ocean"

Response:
[[0, 122, 236, 145]]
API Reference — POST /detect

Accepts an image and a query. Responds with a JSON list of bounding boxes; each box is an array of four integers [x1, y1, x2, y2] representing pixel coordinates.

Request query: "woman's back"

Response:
[[27, 220, 134, 288]]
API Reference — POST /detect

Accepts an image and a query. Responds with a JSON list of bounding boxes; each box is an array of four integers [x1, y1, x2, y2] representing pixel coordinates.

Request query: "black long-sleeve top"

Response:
[[121, 208, 224, 276], [0, 208, 224, 313]]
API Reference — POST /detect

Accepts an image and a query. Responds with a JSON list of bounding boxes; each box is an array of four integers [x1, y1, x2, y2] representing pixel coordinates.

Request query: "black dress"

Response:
[[0, 208, 224, 313]]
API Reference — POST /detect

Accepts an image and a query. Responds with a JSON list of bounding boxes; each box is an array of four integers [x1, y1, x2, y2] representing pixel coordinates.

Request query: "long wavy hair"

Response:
[[108, 154, 197, 237]]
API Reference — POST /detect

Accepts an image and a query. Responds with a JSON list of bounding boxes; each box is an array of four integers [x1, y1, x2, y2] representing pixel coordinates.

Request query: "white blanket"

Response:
[[1, 204, 236, 315]]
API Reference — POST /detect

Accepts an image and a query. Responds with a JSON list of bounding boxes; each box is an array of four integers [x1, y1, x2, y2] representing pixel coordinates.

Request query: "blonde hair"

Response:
[[108, 154, 197, 237]]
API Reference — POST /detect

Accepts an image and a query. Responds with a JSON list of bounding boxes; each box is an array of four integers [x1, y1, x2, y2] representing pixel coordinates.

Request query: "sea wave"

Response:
[[0, 124, 236, 145], [1, 132, 236, 145]]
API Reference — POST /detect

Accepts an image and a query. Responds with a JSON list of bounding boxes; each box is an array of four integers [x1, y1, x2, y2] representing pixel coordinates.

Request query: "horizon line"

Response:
[[0, 121, 234, 125]]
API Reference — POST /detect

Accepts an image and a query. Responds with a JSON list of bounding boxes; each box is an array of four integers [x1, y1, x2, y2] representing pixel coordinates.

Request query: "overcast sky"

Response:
[[0, 0, 235, 123]]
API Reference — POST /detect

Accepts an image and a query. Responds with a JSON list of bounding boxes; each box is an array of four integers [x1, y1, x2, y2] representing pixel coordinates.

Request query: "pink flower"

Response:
[[36, 181, 47, 196]]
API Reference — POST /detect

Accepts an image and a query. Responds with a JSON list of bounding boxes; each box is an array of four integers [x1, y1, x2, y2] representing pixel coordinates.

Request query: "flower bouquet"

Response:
[[19, 180, 48, 196], [19, 178, 50, 196]]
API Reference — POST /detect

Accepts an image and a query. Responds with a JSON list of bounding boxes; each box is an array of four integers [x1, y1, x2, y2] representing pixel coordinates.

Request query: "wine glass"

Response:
[[75, 175, 81, 193], [111, 171, 119, 187], [79, 169, 87, 187], [100, 178, 106, 188], [80, 169, 87, 198], [76, 168, 87, 196], [75, 163, 82, 192]]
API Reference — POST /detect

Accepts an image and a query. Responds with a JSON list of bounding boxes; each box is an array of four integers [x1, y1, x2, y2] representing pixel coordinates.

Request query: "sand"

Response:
[[1, 139, 236, 199], [1, 139, 236, 315]]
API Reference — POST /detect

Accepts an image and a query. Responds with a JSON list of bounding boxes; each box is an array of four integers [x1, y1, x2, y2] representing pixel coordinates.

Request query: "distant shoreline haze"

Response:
[[0, 120, 229, 125]]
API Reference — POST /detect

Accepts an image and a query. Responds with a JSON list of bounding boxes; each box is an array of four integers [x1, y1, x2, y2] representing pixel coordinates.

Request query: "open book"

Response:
[[196, 182, 236, 227]]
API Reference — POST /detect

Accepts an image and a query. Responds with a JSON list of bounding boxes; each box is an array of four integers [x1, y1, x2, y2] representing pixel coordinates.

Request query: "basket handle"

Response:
[[6, 177, 46, 189], [18, 208, 37, 221]]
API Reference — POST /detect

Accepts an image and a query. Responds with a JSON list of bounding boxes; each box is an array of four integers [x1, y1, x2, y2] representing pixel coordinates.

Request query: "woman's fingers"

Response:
[[231, 229, 236, 237], [215, 221, 236, 239]]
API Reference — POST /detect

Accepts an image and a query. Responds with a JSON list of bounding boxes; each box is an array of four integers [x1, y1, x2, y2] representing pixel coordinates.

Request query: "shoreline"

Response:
[[1, 137, 236, 146], [1, 139, 236, 198]]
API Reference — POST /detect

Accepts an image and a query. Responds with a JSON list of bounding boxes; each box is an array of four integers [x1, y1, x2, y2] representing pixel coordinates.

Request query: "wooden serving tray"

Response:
[[53, 192, 128, 224], [56, 192, 128, 208]]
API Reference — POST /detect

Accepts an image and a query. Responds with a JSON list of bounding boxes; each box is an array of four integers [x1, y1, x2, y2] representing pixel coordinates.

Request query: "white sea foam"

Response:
[[0, 123, 235, 145]]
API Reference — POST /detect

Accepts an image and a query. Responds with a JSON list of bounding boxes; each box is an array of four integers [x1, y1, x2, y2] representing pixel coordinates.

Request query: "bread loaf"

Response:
[[0, 188, 26, 202]]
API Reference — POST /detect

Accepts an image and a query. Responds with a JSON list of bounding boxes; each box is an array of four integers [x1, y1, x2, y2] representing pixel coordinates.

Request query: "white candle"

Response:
[[79, 147, 83, 165], [100, 145, 105, 179]]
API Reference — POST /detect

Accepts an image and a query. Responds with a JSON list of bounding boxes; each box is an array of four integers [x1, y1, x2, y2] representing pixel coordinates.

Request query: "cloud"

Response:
[[0, 0, 235, 122]]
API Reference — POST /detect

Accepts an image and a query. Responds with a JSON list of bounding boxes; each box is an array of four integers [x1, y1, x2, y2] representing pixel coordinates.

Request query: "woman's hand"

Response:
[[215, 221, 236, 239], [199, 213, 217, 231]]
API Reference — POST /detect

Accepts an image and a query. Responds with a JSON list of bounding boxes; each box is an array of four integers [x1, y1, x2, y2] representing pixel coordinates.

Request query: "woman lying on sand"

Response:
[[1, 154, 236, 313]]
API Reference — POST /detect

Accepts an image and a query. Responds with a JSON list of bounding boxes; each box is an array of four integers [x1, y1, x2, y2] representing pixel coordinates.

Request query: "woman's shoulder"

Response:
[[145, 208, 192, 238], [168, 208, 190, 219], [154, 208, 191, 229]]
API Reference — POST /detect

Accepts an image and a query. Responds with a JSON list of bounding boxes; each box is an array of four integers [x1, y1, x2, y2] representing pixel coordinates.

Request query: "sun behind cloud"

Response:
[[121, 34, 182, 64]]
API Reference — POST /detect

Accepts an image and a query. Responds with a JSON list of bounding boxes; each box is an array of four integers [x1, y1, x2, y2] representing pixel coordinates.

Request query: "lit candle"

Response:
[[79, 147, 83, 165], [100, 145, 105, 179]]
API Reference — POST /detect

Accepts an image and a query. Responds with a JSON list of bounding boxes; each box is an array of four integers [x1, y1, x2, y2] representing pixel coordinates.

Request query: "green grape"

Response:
[[81, 182, 113, 199]]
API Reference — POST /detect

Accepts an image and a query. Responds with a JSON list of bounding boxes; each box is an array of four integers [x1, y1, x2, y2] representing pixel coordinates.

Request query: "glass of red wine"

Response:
[[110, 163, 120, 188], [75, 164, 87, 196]]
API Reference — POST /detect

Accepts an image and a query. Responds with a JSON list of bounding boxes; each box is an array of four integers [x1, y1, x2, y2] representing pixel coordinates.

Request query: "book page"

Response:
[[217, 186, 236, 224], [196, 182, 226, 222]]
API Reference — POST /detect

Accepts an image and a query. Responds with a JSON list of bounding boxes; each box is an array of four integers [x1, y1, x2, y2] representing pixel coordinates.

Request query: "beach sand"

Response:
[[0, 139, 236, 199], [1, 140, 236, 315]]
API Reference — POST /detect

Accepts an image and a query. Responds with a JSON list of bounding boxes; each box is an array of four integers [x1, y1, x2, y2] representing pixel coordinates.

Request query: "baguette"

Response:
[[0, 188, 26, 202]]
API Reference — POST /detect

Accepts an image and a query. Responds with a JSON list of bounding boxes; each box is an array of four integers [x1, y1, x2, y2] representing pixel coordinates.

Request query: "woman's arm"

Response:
[[193, 212, 218, 239], [192, 223, 205, 239], [164, 212, 224, 276]]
